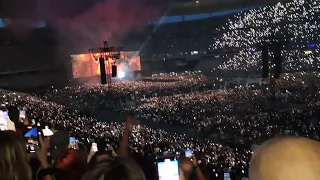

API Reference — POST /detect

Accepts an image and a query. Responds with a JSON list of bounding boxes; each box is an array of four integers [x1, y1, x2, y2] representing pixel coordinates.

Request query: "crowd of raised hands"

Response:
[[1, 1, 320, 179]]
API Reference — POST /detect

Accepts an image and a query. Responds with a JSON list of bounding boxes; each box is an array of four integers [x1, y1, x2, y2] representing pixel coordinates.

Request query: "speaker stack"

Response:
[[261, 41, 283, 79], [112, 65, 117, 77], [273, 43, 282, 79], [261, 43, 269, 79], [99, 58, 107, 84]]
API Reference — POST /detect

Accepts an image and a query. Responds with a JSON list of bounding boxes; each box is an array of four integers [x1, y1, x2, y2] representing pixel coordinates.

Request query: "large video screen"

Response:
[[71, 51, 141, 79]]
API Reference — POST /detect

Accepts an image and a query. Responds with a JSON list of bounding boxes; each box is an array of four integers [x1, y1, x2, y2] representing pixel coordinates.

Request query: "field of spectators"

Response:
[[141, 0, 320, 75], [2, 1, 320, 179], [1, 70, 320, 179]]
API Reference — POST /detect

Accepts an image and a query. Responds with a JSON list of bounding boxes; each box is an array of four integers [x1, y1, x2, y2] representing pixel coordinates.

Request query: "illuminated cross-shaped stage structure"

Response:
[[89, 40, 124, 84]]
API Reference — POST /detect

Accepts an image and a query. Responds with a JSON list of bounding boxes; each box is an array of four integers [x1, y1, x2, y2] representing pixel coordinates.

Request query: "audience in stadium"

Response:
[[0, 71, 319, 179], [0, 71, 318, 180], [1, 0, 320, 180]]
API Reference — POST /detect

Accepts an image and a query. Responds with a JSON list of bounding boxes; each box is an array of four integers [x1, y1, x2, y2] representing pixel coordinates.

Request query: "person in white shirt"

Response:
[[7, 118, 16, 131], [0, 116, 8, 130]]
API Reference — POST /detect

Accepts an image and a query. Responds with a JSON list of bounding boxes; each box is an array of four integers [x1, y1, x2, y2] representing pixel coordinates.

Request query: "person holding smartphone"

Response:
[[87, 115, 133, 166], [180, 152, 206, 180], [87, 143, 118, 165]]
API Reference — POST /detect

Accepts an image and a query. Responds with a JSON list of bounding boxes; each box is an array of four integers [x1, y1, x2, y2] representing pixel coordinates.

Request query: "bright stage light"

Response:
[[118, 71, 125, 79]]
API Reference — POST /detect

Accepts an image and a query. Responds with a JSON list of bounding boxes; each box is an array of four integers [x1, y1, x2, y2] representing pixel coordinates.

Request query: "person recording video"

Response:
[[180, 154, 206, 180]]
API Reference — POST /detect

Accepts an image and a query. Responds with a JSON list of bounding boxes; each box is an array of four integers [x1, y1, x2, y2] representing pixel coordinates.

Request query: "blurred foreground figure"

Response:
[[249, 136, 320, 180], [81, 157, 146, 180], [0, 131, 31, 180], [54, 148, 87, 180]]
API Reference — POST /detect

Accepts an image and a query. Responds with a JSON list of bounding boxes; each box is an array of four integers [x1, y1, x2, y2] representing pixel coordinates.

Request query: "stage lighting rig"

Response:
[[89, 40, 124, 84]]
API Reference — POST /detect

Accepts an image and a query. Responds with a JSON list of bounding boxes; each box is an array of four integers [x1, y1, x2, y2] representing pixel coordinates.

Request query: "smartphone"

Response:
[[69, 137, 77, 149], [69, 137, 76, 143], [24, 126, 39, 153], [92, 142, 98, 152], [19, 110, 26, 121], [156, 158, 179, 180], [42, 126, 54, 136], [31, 119, 36, 125], [0, 111, 9, 131], [224, 173, 231, 180], [185, 149, 193, 158]]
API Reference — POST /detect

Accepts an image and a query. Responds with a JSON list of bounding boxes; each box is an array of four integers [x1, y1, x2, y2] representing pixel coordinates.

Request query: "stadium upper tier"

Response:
[[166, 0, 285, 16], [141, 0, 320, 74], [0, 28, 63, 72], [0, 19, 46, 28], [140, 12, 244, 59]]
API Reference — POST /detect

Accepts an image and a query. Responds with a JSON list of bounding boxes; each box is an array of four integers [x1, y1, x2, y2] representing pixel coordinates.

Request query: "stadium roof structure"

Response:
[[166, 0, 287, 16], [0, 0, 40, 18]]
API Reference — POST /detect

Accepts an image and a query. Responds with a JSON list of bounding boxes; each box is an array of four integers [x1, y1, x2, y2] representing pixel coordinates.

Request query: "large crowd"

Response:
[[42, 72, 212, 112], [216, 0, 320, 72], [132, 73, 320, 143], [1, 71, 320, 179], [0, 78, 250, 179], [2, 0, 320, 180], [142, 0, 320, 75]]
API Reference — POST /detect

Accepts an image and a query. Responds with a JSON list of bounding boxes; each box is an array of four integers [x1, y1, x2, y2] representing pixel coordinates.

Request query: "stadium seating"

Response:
[[141, 0, 320, 74]]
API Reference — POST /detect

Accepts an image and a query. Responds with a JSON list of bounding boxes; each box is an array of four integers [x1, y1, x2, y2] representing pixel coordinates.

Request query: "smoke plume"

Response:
[[48, 0, 162, 52], [1, 0, 162, 52]]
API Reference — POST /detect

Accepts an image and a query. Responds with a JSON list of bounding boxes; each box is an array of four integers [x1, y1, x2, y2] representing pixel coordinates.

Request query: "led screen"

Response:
[[71, 51, 141, 79]]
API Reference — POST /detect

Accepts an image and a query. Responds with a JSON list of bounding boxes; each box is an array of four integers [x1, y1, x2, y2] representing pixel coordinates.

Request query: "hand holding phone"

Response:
[[224, 173, 231, 180], [42, 126, 54, 136], [24, 126, 39, 153], [91, 142, 98, 152], [69, 137, 78, 149], [35, 135, 50, 166], [19, 110, 26, 122], [87, 142, 98, 163], [185, 149, 193, 159], [156, 158, 179, 180], [69, 137, 76, 143], [105, 143, 111, 151]]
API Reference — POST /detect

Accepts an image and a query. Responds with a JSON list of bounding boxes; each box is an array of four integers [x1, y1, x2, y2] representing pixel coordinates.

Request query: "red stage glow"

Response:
[[71, 51, 141, 79]]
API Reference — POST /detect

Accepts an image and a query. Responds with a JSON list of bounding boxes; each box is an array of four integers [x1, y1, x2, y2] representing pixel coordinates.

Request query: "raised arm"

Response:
[[119, 116, 133, 157]]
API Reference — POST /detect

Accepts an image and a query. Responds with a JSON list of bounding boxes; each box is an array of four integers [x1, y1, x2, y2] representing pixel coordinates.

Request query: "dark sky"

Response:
[[1, 0, 97, 18], [0, 0, 159, 19], [1, 0, 275, 52], [0, 0, 162, 52]]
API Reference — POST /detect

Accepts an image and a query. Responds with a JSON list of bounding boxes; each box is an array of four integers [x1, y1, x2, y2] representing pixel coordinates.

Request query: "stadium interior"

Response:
[[0, 0, 320, 180]]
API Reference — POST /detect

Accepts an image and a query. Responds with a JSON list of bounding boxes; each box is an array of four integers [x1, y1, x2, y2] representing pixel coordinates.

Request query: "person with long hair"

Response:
[[81, 157, 146, 180], [0, 130, 31, 180]]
